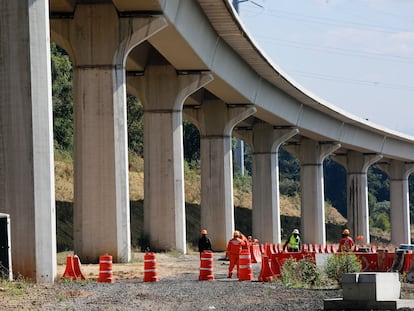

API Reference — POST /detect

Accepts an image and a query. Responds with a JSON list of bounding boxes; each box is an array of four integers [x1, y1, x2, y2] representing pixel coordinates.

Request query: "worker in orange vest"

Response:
[[247, 235, 253, 247], [338, 229, 355, 252], [239, 232, 250, 250], [226, 230, 246, 278]]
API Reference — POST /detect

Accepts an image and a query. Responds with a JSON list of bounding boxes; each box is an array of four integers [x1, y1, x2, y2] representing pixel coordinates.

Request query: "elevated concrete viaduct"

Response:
[[1, 0, 414, 282]]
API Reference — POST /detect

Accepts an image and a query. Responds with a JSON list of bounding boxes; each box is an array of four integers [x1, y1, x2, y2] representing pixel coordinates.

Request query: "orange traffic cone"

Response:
[[73, 255, 86, 280], [199, 251, 214, 281], [143, 252, 159, 282], [258, 254, 274, 282], [238, 249, 253, 281], [98, 253, 114, 283], [62, 255, 77, 280]]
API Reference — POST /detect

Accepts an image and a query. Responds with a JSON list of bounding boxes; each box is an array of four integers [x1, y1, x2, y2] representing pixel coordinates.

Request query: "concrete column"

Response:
[[285, 139, 340, 245], [51, 4, 167, 262], [335, 151, 382, 244], [243, 124, 298, 244], [135, 57, 213, 253], [234, 139, 245, 176], [0, 1, 56, 282], [185, 101, 256, 250], [377, 160, 414, 245]]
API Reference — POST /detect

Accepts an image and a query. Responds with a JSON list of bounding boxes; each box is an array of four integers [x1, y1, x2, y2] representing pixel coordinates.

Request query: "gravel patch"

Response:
[[5, 252, 414, 310], [2, 252, 343, 310], [38, 274, 341, 311]]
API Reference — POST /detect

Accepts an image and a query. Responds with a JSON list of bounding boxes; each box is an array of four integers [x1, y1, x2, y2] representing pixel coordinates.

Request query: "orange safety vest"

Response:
[[226, 237, 244, 255], [339, 236, 354, 252]]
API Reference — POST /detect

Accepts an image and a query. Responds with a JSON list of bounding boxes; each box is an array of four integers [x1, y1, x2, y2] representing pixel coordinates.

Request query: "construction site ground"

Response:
[[1, 251, 414, 310]]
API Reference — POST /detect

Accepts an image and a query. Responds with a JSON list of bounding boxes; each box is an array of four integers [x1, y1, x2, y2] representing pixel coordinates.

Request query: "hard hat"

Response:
[[233, 230, 240, 237], [292, 229, 299, 235], [201, 229, 207, 235], [342, 229, 350, 235]]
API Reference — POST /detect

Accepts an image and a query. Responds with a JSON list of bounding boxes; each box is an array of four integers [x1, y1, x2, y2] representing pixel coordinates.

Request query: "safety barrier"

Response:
[[62, 254, 86, 280], [264, 246, 413, 277], [238, 249, 253, 281], [143, 252, 159, 282], [250, 244, 262, 263], [198, 251, 214, 281], [259, 244, 265, 254], [265, 243, 276, 257], [98, 253, 114, 283], [270, 254, 282, 277], [62, 254, 77, 280], [73, 255, 86, 280], [258, 254, 274, 282]]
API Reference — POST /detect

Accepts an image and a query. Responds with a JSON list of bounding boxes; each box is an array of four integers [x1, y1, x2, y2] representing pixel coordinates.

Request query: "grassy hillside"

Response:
[[54, 153, 365, 252]]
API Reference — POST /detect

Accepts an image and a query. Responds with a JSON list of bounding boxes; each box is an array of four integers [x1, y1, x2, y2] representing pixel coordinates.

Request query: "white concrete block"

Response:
[[342, 272, 400, 301]]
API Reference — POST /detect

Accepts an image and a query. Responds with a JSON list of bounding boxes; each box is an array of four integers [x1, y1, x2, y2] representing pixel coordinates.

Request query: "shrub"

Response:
[[281, 257, 322, 288], [324, 253, 362, 283]]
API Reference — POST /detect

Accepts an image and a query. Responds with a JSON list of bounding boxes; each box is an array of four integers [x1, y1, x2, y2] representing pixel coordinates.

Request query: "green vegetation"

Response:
[[281, 253, 362, 288], [0, 276, 29, 296], [51, 43, 73, 152], [281, 257, 323, 288], [324, 253, 362, 283]]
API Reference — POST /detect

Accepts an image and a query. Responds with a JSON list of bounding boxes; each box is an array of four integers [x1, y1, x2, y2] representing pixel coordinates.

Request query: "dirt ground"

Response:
[[1, 251, 237, 310], [56, 251, 225, 282], [2, 251, 414, 310]]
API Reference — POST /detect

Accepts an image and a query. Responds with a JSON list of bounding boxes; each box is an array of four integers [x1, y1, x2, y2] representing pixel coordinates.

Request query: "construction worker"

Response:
[[247, 235, 253, 247], [283, 228, 301, 252], [226, 230, 246, 278], [338, 229, 355, 252], [198, 229, 212, 255], [240, 232, 249, 250]]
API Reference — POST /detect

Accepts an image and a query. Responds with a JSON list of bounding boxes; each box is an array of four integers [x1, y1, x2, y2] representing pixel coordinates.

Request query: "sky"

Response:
[[235, 0, 414, 136]]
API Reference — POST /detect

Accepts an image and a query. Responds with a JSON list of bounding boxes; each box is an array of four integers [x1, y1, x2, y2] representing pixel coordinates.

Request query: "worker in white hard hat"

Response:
[[283, 228, 301, 252]]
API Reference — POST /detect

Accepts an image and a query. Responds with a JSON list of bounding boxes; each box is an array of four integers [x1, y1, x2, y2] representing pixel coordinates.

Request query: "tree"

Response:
[[51, 42, 73, 152], [183, 121, 200, 167], [127, 94, 144, 156]]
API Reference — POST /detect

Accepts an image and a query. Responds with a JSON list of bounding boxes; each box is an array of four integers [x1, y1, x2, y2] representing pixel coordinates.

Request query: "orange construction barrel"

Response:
[[143, 252, 159, 282], [98, 253, 114, 283], [238, 249, 253, 281], [199, 251, 214, 281]]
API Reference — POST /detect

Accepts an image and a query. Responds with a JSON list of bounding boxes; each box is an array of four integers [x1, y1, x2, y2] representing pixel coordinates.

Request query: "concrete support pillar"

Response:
[[286, 139, 340, 245], [377, 160, 414, 245], [0, 1, 56, 282], [241, 124, 298, 244], [51, 4, 168, 262], [185, 101, 256, 250], [135, 58, 213, 253], [335, 151, 382, 244], [234, 139, 245, 176]]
